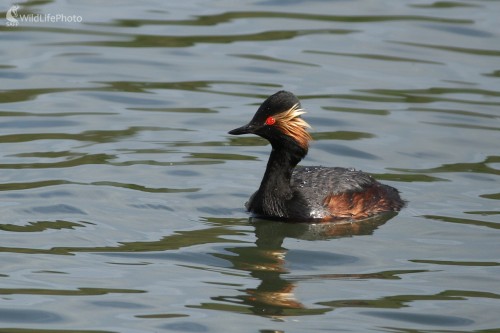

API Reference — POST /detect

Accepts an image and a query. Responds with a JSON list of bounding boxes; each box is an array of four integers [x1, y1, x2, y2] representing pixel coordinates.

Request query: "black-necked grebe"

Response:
[[229, 90, 404, 221]]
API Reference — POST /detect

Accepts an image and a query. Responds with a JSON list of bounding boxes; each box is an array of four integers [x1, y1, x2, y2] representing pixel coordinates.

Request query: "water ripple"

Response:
[[0, 287, 144, 296], [0, 309, 63, 324], [0, 220, 85, 232], [0, 180, 199, 194], [306, 50, 443, 65], [392, 156, 500, 176], [58, 29, 357, 48], [392, 41, 500, 56], [360, 310, 474, 326], [91, 11, 474, 27]]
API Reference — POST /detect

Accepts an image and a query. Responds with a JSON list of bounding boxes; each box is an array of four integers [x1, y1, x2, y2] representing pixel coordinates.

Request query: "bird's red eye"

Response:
[[265, 116, 276, 126]]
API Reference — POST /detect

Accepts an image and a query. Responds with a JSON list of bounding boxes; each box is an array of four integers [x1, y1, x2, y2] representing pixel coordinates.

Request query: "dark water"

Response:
[[1, 1, 499, 332]]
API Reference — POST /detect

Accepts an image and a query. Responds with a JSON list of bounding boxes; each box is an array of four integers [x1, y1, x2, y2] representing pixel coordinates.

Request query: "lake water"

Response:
[[1, 0, 499, 332]]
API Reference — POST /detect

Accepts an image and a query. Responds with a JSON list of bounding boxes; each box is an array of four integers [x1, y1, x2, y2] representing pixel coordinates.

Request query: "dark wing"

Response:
[[291, 166, 402, 219], [291, 166, 376, 196]]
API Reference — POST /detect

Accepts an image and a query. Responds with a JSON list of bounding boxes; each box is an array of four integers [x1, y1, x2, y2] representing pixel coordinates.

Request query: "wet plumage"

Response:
[[229, 91, 404, 222]]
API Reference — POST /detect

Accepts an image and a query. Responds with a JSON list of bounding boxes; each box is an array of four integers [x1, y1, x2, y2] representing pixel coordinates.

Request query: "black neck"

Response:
[[250, 141, 307, 217]]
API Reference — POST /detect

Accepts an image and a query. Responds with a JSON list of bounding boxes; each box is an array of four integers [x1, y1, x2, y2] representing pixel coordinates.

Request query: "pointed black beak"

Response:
[[228, 123, 254, 135]]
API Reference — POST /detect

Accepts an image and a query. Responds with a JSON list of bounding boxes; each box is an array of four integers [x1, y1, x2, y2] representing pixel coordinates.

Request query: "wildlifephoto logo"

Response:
[[6, 4, 83, 27], [6, 4, 19, 26]]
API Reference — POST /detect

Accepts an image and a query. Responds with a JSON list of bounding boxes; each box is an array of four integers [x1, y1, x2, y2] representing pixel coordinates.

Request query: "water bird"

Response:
[[228, 91, 404, 222]]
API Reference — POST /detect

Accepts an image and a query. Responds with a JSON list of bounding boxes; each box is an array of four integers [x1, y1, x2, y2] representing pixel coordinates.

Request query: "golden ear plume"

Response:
[[273, 103, 313, 149]]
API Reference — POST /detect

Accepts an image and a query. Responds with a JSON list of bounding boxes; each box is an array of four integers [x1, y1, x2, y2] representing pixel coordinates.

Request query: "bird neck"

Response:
[[262, 144, 304, 188], [251, 142, 307, 217]]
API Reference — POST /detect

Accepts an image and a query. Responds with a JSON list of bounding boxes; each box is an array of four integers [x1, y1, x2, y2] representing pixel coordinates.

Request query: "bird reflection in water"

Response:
[[202, 213, 397, 318]]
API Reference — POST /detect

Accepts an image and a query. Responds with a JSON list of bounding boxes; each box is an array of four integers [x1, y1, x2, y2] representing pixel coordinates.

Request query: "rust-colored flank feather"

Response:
[[273, 103, 312, 149], [322, 183, 401, 220]]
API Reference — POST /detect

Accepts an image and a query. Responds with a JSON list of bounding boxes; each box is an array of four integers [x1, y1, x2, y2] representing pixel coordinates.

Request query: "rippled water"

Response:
[[1, 0, 499, 332]]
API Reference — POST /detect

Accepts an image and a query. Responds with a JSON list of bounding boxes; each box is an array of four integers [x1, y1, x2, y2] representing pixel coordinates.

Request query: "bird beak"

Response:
[[228, 123, 253, 135]]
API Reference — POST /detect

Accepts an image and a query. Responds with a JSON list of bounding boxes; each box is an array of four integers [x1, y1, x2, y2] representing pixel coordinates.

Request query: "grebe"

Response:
[[229, 91, 404, 222]]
